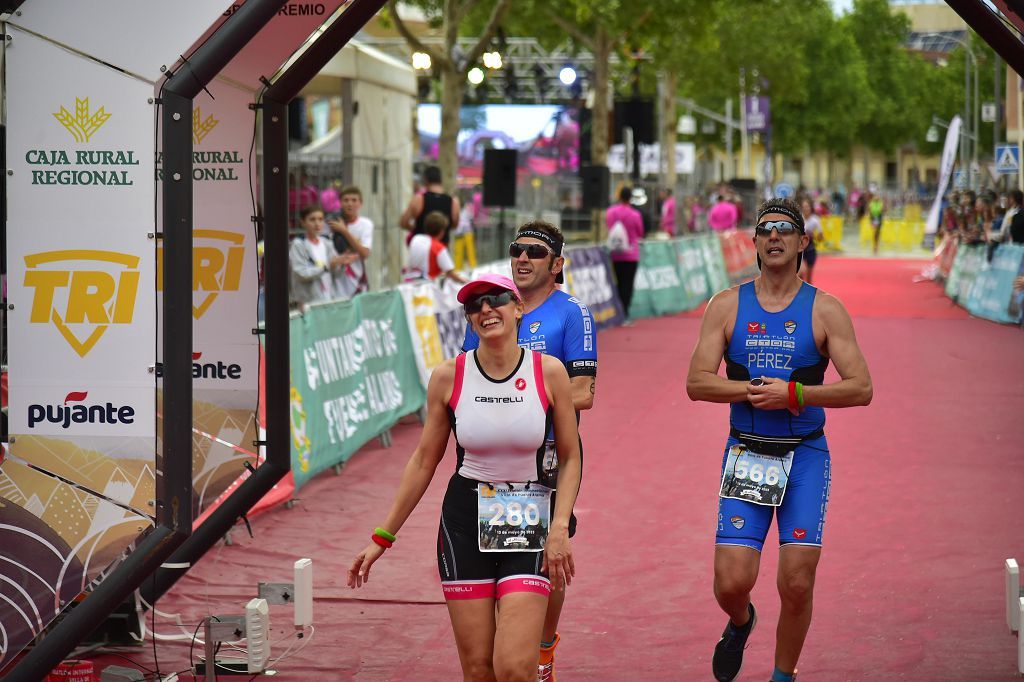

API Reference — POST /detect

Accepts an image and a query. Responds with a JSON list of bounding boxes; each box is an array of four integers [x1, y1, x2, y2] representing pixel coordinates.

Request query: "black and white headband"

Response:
[[515, 228, 563, 255], [756, 204, 804, 232]]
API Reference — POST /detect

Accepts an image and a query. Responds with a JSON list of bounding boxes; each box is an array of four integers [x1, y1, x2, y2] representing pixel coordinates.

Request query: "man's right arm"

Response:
[[685, 289, 749, 403], [399, 195, 422, 233]]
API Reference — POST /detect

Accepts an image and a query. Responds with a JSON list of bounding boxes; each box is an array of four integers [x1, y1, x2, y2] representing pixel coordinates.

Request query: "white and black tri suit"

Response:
[[438, 349, 555, 600]]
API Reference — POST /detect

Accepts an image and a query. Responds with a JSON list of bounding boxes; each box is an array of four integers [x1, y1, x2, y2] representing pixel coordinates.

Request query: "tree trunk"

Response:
[[591, 29, 612, 167], [438, 67, 464, 192], [661, 70, 678, 190]]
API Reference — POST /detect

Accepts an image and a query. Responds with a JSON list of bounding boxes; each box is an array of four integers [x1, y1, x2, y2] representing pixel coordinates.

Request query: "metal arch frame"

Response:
[[4, 2, 285, 679], [140, 0, 389, 608]]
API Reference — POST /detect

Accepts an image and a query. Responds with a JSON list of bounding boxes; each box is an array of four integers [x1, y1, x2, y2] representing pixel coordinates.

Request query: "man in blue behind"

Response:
[[463, 220, 597, 682], [687, 197, 872, 682]]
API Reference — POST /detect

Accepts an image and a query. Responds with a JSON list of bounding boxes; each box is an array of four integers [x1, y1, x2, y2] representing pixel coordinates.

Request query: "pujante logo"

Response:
[[784, 320, 797, 334], [28, 390, 135, 430], [529, 321, 542, 334], [157, 230, 245, 318], [193, 107, 219, 145], [53, 97, 111, 143], [290, 386, 311, 473], [730, 515, 745, 530], [24, 250, 141, 357]]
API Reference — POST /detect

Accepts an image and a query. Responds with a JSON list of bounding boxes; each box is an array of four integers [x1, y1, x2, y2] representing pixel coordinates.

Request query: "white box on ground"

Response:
[[246, 597, 270, 673], [295, 558, 313, 628], [1007, 559, 1020, 633], [1019, 597, 1024, 675]]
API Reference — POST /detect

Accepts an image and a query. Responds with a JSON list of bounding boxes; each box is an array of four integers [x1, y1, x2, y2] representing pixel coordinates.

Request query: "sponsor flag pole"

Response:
[[6, 2, 284, 680], [140, 0, 390, 605]]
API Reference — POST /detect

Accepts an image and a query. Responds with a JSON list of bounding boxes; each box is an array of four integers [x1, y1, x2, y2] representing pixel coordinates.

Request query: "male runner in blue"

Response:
[[687, 198, 872, 682], [463, 220, 597, 682]]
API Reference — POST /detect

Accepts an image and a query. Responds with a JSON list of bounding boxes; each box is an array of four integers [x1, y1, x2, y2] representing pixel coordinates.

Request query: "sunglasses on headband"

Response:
[[754, 220, 803, 236], [465, 290, 517, 314], [509, 241, 556, 259]]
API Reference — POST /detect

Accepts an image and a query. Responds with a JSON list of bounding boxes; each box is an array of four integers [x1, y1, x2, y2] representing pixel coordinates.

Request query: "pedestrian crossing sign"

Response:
[[995, 144, 1020, 175]]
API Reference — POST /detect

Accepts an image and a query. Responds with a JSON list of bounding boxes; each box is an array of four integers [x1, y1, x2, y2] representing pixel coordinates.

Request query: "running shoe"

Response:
[[712, 603, 757, 682], [537, 632, 560, 682]]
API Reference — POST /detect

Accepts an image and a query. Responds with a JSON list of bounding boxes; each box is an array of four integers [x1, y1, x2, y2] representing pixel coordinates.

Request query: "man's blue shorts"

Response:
[[715, 434, 831, 552]]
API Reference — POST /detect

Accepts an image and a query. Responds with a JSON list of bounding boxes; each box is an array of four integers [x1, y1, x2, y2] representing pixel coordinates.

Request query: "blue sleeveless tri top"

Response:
[[725, 281, 828, 437]]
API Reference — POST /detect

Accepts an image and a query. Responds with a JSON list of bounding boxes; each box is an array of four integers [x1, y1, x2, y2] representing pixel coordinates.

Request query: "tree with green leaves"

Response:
[[387, 0, 511, 190]]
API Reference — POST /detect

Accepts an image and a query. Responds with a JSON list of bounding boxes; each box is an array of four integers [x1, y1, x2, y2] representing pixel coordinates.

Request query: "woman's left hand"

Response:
[[542, 528, 574, 591]]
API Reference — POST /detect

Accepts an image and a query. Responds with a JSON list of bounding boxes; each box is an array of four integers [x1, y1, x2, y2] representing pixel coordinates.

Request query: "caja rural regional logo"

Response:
[[193, 107, 219, 145], [53, 97, 111, 143], [157, 230, 245, 319], [23, 250, 140, 357]]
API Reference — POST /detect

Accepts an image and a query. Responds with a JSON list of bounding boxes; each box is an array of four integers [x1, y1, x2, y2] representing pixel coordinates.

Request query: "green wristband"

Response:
[[374, 527, 396, 543], [795, 382, 805, 409]]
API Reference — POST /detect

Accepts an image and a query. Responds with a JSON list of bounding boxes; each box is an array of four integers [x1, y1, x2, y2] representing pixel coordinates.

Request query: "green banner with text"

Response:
[[289, 291, 426, 489], [630, 240, 689, 318]]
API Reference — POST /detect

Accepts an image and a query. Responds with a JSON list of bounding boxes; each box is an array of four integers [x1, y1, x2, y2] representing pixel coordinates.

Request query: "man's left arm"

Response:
[[563, 300, 597, 411], [329, 219, 371, 259], [803, 294, 872, 408]]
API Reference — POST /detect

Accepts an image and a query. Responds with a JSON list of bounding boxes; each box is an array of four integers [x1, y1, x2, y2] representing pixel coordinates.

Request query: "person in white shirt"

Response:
[[289, 204, 345, 307], [405, 211, 467, 284], [329, 185, 374, 300]]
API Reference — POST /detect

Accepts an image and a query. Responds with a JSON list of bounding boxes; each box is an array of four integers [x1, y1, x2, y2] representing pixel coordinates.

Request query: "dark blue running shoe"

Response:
[[712, 603, 757, 681]]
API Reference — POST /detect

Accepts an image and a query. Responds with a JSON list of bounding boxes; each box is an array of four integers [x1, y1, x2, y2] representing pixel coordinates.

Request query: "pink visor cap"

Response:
[[456, 273, 523, 304]]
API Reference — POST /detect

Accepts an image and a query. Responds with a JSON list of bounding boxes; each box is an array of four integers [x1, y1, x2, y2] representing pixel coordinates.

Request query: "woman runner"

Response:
[[348, 273, 582, 681]]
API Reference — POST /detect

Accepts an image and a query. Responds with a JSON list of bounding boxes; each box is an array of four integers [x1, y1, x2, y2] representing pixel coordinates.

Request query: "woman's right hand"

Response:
[[348, 543, 386, 588]]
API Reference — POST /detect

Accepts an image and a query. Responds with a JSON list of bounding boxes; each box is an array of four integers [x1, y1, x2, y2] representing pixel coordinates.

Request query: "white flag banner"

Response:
[[6, 28, 156, 438], [11, 0, 232, 82], [926, 115, 962, 236]]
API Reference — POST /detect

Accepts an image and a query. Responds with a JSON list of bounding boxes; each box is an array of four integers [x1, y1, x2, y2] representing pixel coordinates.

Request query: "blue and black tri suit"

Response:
[[464, 288, 597, 538], [717, 281, 831, 552]]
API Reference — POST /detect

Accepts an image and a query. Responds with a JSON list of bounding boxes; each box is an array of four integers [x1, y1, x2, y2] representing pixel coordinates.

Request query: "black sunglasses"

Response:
[[755, 220, 803, 236], [465, 290, 516, 314], [509, 241, 555, 259]]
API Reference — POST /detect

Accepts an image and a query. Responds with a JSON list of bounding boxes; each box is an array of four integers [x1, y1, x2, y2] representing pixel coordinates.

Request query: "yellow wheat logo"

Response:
[[193, 108, 219, 145], [53, 97, 111, 143]]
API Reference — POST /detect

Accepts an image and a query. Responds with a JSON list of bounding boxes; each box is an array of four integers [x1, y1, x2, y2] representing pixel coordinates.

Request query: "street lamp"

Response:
[[921, 32, 977, 188]]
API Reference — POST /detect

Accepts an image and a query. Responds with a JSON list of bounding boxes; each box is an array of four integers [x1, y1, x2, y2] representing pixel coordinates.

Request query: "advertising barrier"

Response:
[[630, 240, 688, 318], [289, 291, 425, 489], [562, 246, 626, 329], [398, 280, 465, 389], [964, 244, 1024, 324], [944, 243, 987, 303], [631, 235, 730, 319], [716, 229, 759, 283]]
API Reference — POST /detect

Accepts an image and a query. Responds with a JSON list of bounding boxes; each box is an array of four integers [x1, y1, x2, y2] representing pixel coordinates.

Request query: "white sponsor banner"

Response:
[[6, 28, 156, 437], [608, 142, 696, 175], [398, 281, 463, 389], [926, 115, 962, 236], [155, 83, 260, 393], [12, 0, 231, 82]]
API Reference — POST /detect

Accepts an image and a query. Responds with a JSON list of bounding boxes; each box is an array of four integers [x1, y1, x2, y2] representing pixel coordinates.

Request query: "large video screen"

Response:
[[417, 104, 580, 185]]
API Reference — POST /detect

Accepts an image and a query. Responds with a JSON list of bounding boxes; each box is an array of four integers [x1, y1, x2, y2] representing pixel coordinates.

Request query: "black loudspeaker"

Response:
[[613, 98, 655, 145], [288, 98, 307, 142], [580, 165, 610, 210], [578, 108, 592, 165], [483, 149, 518, 207], [729, 178, 757, 191]]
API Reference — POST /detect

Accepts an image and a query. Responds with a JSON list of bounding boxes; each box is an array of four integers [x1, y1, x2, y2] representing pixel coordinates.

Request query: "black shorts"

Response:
[[803, 247, 817, 269], [437, 474, 552, 601]]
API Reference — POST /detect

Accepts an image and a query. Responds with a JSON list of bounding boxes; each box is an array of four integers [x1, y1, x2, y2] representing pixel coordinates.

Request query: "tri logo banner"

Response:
[[6, 28, 156, 437]]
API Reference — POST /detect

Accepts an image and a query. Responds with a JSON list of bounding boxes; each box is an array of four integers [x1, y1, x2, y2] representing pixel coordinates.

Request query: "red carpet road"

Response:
[[98, 258, 1024, 680]]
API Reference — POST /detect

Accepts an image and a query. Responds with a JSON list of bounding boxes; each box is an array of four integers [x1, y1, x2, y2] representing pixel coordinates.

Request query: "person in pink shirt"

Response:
[[660, 188, 677, 236], [606, 185, 645, 319], [708, 194, 740, 231]]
